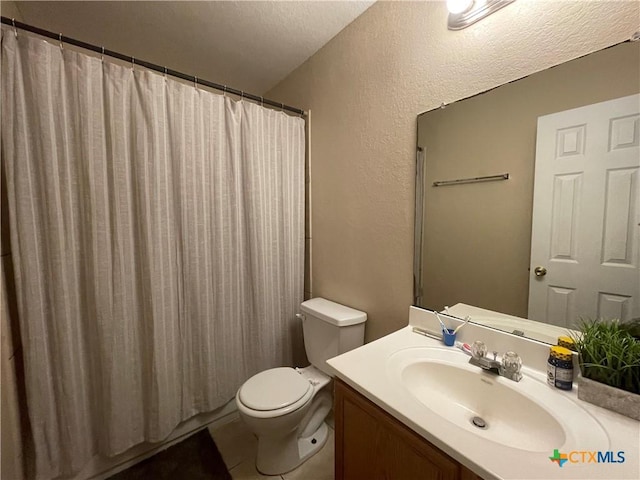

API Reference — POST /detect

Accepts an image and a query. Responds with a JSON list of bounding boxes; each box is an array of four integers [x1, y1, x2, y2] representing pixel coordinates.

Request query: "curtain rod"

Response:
[[0, 16, 306, 116]]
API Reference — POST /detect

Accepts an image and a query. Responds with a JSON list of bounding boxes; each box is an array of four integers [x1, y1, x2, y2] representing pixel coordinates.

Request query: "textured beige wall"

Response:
[[417, 42, 640, 319], [267, 0, 640, 342], [1, 0, 24, 20]]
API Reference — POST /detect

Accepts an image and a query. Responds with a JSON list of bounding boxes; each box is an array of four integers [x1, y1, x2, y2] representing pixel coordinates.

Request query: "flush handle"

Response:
[[534, 266, 547, 277]]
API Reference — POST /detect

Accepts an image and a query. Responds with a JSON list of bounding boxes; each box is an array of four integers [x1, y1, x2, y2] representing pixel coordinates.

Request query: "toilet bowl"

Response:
[[235, 298, 367, 475], [236, 366, 332, 475]]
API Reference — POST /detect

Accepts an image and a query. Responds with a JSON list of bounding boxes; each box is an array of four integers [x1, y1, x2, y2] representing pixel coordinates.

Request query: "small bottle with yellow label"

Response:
[[547, 346, 573, 390]]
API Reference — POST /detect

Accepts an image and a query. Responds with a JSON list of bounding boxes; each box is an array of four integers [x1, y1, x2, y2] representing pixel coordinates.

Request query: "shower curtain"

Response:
[[1, 30, 304, 479]]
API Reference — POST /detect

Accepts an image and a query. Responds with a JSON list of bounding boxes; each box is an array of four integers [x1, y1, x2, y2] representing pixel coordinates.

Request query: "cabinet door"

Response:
[[335, 379, 465, 480]]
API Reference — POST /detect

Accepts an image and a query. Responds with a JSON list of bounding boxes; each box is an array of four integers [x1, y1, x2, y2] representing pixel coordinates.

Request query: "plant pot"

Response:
[[577, 376, 640, 421]]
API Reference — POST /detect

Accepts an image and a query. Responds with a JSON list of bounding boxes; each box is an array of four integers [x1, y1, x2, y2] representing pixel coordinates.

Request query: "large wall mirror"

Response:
[[415, 40, 639, 344]]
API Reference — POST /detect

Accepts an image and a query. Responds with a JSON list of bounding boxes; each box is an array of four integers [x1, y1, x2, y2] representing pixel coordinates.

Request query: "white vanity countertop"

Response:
[[327, 324, 640, 480]]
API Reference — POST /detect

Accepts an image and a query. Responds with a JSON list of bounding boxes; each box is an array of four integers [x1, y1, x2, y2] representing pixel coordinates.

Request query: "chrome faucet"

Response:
[[469, 341, 522, 382]]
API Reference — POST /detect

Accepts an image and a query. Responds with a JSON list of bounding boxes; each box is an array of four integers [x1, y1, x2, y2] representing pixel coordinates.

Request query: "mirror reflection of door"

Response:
[[529, 95, 640, 327], [415, 40, 640, 340]]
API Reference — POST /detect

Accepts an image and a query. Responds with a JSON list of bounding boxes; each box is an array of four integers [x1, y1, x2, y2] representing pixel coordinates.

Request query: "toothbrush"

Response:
[[434, 311, 448, 333], [453, 315, 471, 334]]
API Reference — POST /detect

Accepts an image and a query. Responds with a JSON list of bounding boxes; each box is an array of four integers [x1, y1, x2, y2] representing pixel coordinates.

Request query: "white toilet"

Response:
[[235, 297, 367, 475]]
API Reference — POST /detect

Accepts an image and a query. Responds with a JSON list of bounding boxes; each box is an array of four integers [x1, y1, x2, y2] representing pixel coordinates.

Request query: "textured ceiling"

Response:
[[8, 1, 375, 94]]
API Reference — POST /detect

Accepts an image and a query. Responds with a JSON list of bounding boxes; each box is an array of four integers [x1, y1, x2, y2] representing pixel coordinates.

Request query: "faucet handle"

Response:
[[471, 340, 487, 359], [501, 351, 522, 376]]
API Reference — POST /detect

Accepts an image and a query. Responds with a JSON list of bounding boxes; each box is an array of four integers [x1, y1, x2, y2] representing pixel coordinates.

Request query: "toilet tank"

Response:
[[300, 298, 367, 375]]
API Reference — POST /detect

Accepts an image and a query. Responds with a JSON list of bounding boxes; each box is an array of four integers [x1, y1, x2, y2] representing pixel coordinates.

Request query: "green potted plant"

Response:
[[571, 319, 640, 421]]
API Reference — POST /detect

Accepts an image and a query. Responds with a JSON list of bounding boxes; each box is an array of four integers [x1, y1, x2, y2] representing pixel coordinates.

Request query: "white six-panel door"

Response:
[[529, 94, 639, 327]]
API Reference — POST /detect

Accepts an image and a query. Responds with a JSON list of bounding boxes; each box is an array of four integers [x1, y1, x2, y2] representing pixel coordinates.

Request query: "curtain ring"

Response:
[[260, 96, 264, 107], [223, 85, 227, 97], [59, 33, 63, 51], [12, 18, 17, 38], [194, 76, 198, 90], [240, 91, 244, 100], [131, 57, 135, 70], [101, 46, 105, 63], [280, 103, 284, 112]]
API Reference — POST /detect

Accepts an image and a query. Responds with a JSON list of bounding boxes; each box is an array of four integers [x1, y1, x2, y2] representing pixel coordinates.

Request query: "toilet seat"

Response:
[[238, 367, 314, 417]]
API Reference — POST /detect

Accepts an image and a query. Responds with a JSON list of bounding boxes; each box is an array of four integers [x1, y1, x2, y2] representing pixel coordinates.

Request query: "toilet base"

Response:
[[298, 421, 329, 466], [255, 421, 329, 475]]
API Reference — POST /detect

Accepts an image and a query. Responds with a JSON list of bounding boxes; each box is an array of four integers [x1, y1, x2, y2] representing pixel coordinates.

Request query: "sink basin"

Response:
[[386, 347, 609, 453]]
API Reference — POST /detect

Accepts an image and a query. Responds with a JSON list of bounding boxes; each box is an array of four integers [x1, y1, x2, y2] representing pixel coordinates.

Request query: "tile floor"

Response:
[[209, 412, 335, 480]]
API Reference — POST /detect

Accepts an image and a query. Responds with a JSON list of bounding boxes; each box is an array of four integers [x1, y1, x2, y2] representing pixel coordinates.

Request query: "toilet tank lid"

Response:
[[300, 298, 367, 326]]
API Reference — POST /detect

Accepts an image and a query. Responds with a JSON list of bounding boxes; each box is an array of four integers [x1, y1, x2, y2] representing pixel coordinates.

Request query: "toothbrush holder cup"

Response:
[[443, 328, 456, 346]]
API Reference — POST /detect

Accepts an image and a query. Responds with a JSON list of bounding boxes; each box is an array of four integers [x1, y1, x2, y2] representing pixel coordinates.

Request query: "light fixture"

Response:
[[447, 0, 516, 30]]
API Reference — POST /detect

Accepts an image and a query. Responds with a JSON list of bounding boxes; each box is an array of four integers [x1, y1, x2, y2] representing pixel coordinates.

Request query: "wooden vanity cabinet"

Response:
[[334, 378, 483, 480]]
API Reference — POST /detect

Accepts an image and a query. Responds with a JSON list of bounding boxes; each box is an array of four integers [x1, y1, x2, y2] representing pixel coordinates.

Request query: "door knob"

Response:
[[534, 266, 547, 277]]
